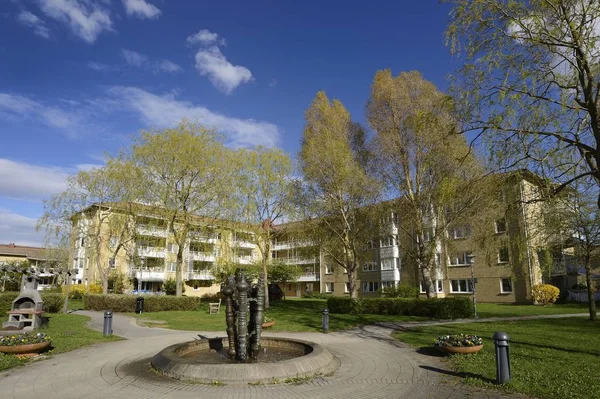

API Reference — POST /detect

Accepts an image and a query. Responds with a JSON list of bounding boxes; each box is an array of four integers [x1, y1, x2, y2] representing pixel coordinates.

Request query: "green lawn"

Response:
[[393, 317, 600, 399], [476, 302, 593, 318], [0, 313, 122, 372], [134, 298, 426, 332]]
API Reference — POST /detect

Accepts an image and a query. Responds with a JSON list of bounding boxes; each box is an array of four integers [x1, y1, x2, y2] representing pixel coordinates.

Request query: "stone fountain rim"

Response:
[[150, 336, 339, 384]]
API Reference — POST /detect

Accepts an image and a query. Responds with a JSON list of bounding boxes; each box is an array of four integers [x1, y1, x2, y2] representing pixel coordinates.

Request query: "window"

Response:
[[362, 281, 379, 292], [450, 225, 471, 239], [325, 264, 333, 275], [381, 281, 396, 290], [363, 262, 377, 272], [168, 243, 178, 253], [306, 283, 313, 292], [167, 262, 177, 272], [80, 237, 85, 247], [500, 278, 513, 293], [495, 219, 507, 234], [450, 279, 473, 293], [420, 280, 443, 293], [367, 240, 378, 250], [75, 258, 84, 269], [287, 284, 292, 291], [421, 228, 433, 243], [449, 251, 472, 266], [498, 247, 510, 263], [325, 282, 334, 293], [381, 258, 396, 270], [380, 235, 396, 247], [108, 259, 116, 269], [344, 283, 350, 293]]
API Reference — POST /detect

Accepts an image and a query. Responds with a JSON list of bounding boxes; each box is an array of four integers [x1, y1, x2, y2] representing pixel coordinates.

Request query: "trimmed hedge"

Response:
[[327, 296, 473, 319], [83, 294, 202, 312], [0, 292, 64, 314]]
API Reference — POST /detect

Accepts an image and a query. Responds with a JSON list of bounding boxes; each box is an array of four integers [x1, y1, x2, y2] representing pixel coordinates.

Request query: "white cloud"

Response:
[[122, 0, 161, 20], [17, 10, 50, 39], [88, 61, 113, 71], [156, 59, 182, 73], [120, 48, 147, 67], [108, 86, 279, 148], [37, 0, 113, 44], [0, 93, 77, 131], [194, 46, 253, 94], [0, 159, 69, 201], [186, 29, 225, 46], [0, 209, 45, 247]]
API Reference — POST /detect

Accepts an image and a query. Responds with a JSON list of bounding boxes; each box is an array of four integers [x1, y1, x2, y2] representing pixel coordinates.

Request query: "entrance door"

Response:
[[295, 283, 301, 297]]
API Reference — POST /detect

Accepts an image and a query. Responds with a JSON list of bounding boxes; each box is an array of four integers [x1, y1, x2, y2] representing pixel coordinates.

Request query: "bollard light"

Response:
[[493, 331, 511, 384], [322, 308, 329, 333], [103, 311, 113, 337]]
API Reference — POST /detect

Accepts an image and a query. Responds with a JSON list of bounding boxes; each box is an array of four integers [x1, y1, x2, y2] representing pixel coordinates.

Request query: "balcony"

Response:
[[235, 255, 256, 265], [279, 257, 318, 265], [297, 272, 319, 282], [233, 240, 256, 249], [186, 270, 214, 280], [131, 270, 165, 282], [189, 231, 219, 244], [137, 246, 166, 258], [272, 240, 313, 251], [188, 251, 216, 262], [136, 225, 167, 237], [379, 246, 399, 258]]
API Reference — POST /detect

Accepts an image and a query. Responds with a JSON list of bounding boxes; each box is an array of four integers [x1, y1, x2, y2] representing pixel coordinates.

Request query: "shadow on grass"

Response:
[[416, 346, 445, 357], [419, 365, 495, 384]]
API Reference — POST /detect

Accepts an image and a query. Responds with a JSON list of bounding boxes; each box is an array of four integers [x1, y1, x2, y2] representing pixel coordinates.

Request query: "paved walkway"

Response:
[[0, 311, 577, 399]]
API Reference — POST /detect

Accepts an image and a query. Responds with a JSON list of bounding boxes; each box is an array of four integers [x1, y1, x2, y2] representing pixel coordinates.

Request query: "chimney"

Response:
[[9, 243, 15, 248]]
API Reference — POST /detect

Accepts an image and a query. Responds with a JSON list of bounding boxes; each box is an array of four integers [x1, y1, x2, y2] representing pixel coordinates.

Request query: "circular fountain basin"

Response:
[[151, 337, 338, 384]]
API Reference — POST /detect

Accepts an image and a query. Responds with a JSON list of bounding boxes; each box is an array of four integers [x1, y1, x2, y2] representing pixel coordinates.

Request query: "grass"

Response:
[[0, 313, 122, 372], [392, 317, 600, 399], [134, 298, 425, 332], [476, 302, 593, 318]]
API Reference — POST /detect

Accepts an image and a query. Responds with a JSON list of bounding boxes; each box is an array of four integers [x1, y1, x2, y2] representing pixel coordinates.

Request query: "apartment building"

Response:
[[70, 171, 574, 303], [0, 243, 57, 290]]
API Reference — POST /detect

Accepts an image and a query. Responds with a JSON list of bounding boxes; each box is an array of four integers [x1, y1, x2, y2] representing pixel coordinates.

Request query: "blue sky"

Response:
[[0, 0, 456, 246]]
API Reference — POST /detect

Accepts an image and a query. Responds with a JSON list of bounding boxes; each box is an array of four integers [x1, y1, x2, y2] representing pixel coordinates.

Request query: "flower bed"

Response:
[[434, 334, 482, 347], [0, 333, 52, 355]]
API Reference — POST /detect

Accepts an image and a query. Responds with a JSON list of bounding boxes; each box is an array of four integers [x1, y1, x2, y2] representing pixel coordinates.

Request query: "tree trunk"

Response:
[[585, 260, 597, 321], [420, 261, 434, 298], [263, 238, 271, 310], [347, 267, 357, 299], [62, 273, 72, 314], [102, 273, 109, 295], [176, 252, 183, 297]]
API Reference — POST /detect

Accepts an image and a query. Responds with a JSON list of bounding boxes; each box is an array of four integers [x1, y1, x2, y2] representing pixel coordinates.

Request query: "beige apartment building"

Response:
[[69, 171, 580, 303]]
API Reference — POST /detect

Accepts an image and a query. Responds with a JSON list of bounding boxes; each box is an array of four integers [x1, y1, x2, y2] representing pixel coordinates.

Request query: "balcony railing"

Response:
[[137, 246, 166, 258], [272, 240, 314, 250], [233, 240, 256, 249], [189, 231, 219, 243], [186, 270, 214, 280], [131, 270, 165, 281], [136, 225, 167, 237], [278, 257, 318, 265], [297, 272, 320, 282], [188, 251, 216, 262]]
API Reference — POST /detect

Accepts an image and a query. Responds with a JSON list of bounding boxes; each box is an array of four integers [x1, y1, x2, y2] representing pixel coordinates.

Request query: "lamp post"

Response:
[[467, 253, 478, 319]]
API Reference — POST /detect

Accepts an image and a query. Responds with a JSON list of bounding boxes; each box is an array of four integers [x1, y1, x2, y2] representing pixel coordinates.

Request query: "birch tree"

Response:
[[299, 91, 380, 299]]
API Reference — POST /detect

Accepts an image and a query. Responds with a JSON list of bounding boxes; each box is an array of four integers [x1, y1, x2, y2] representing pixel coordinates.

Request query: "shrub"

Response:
[[164, 278, 177, 296], [326, 296, 473, 319], [0, 292, 18, 315], [200, 292, 222, 302], [532, 284, 560, 305], [40, 293, 64, 313], [380, 284, 419, 298], [83, 294, 202, 312], [63, 283, 102, 299]]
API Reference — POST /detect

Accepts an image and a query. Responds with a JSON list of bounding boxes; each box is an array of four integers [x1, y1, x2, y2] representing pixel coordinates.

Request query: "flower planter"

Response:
[[262, 321, 275, 328], [0, 340, 51, 354], [437, 344, 483, 354]]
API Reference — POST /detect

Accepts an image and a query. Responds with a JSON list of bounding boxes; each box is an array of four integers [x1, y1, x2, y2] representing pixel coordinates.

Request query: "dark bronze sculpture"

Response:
[[221, 270, 265, 362]]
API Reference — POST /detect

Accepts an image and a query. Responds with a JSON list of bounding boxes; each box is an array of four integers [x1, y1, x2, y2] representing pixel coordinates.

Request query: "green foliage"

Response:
[[302, 292, 333, 299], [40, 293, 64, 313], [268, 263, 302, 283], [0, 332, 50, 346], [83, 294, 202, 312], [163, 278, 177, 296], [532, 284, 560, 306], [0, 292, 18, 314], [380, 283, 419, 298], [200, 292, 222, 302], [108, 271, 127, 294], [327, 296, 473, 319]]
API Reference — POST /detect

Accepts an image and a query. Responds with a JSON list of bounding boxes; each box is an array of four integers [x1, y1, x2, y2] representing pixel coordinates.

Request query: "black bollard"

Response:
[[322, 308, 329, 333], [493, 331, 511, 384], [135, 297, 144, 314], [103, 311, 113, 337]]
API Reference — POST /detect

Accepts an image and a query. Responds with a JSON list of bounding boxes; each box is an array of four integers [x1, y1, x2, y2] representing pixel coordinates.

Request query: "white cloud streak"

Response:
[[37, 0, 113, 43], [0, 159, 69, 201], [108, 86, 279, 148], [156, 59, 182, 73], [0, 93, 77, 131], [194, 46, 253, 94], [122, 0, 161, 20], [87, 61, 113, 71], [120, 48, 148, 67], [0, 209, 45, 247], [17, 10, 50, 39], [186, 29, 225, 46]]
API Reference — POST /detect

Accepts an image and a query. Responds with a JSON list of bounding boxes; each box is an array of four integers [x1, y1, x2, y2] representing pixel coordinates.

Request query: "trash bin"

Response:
[[135, 296, 144, 314]]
